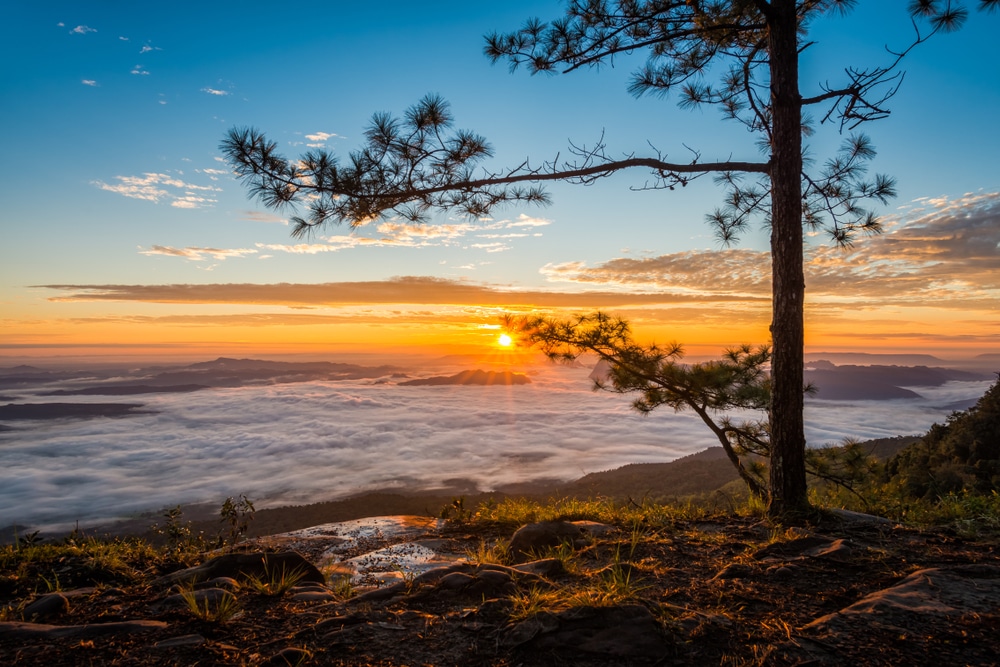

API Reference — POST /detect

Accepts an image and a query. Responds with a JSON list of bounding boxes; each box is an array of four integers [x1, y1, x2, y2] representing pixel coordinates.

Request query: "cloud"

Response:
[[81, 79, 98, 87], [539, 191, 1000, 307], [138, 245, 258, 261], [37, 276, 756, 309], [92, 172, 222, 208], [242, 210, 286, 224], [506, 214, 552, 228], [1, 363, 988, 528], [201, 87, 230, 96], [70, 25, 96, 35], [303, 131, 339, 147], [140, 43, 161, 54], [130, 66, 149, 76], [258, 217, 545, 255]]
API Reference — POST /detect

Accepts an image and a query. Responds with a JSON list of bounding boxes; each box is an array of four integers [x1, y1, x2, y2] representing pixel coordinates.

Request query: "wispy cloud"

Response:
[[259, 215, 550, 255], [138, 245, 258, 261], [201, 87, 230, 96], [81, 79, 98, 87], [37, 277, 743, 308], [70, 25, 96, 35], [130, 65, 149, 76], [242, 210, 287, 224], [540, 191, 1000, 307], [139, 43, 161, 54], [92, 172, 222, 208]]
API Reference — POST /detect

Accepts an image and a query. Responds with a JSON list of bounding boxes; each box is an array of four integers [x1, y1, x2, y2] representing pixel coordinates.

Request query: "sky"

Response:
[[2, 1, 999, 364]]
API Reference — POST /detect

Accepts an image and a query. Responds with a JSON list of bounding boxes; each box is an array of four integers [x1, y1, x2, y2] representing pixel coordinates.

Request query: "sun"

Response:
[[497, 333, 513, 347]]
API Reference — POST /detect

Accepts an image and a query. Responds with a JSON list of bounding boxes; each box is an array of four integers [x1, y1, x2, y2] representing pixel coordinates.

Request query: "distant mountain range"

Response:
[[398, 370, 531, 386]]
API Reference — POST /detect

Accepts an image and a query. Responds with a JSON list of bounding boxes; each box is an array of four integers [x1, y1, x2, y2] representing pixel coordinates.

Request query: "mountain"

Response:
[[398, 370, 532, 386]]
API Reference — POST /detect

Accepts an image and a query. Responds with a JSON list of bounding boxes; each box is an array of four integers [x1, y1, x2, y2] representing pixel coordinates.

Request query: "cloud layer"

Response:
[[1, 364, 989, 529]]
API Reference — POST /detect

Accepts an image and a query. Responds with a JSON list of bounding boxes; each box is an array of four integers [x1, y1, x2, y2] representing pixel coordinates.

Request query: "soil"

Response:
[[2, 512, 997, 666]]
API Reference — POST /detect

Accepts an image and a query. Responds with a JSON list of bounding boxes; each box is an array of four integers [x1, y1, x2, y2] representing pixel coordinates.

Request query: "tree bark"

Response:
[[766, 0, 809, 518]]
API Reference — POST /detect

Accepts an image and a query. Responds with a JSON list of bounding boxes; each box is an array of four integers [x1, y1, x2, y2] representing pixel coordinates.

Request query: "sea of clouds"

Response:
[[1, 364, 991, 530]]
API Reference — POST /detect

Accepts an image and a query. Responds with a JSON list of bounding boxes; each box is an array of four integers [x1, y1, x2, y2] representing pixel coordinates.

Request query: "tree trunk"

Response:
[[766, 0, 809, 518]]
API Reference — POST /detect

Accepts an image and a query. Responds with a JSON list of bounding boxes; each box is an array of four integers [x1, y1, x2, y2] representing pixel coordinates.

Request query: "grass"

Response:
[[178, 587, 242, 623], [243, 562, 307, 596]]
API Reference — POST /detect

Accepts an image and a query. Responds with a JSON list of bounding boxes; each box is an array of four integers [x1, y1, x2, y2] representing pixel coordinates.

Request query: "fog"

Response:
[[0, 363, 990, 530]]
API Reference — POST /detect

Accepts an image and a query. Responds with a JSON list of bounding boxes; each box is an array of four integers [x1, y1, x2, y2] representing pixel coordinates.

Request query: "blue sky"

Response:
[[2, 2, 998, 360]]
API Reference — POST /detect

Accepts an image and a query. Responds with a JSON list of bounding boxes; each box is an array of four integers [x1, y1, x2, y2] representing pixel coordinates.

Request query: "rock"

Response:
[[153, 634, 206, 648], [806, 565, 1000, 628], [803, 538, 855, 562], [349, 581, 408, 604], [0, 620, 168, 639], [508, 521, 591, 563], [825, 508, 894, 527], [156, 551, 324, 587], [22, 592, 69, 621], [784, 565, 1000, 663], [752, 535, 833, 561], [509, 558, 567, 578], [289, 590, 338, 602], [766, 565, 795, 580], [510, 604, 670, 660], [438, 572, 476, 590]]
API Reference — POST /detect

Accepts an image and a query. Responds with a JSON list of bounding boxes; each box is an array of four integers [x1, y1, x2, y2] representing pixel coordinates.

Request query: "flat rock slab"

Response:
[[806, 565, 1000, 627], [509, 604, 670, 661], [783, 565, 1000, 663], [0, 620, 168, 639], [250, 515, 465, 586]]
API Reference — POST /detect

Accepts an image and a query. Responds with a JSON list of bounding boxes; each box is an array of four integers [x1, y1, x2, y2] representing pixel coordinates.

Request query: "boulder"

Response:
[[508, 521, 591, 563]]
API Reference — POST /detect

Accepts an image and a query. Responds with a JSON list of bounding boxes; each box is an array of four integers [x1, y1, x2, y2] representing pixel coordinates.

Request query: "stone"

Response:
[[511, 604, 670, 660], [22, 592, 69, 621], [438, 572, 476, 590], [804, 538, 855, 562], [752, 535, 833, 561], [156, 551, 324, 587], [153, 634, 206, 648], [290, 590, 338, 602], [0, 620, 168, 639], [825, 508, 894, 527], [509, 558, 566, 578], [508, 521, 590, 563]]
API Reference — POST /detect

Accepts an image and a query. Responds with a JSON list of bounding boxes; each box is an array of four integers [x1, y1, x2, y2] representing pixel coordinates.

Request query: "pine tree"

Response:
[[222, 1, 997, 518]]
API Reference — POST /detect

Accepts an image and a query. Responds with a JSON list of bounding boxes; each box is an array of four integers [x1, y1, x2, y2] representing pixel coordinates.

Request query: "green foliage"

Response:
[[152, 505, 209, 555], [220, 494, 256, 547], [243, 562, 306, 596], [179, 587, 242, 623], [886, 378, 1000, 498], [511, 311, 879, 502]]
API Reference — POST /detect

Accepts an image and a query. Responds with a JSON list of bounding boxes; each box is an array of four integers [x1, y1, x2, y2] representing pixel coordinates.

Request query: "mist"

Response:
[[0, 363, 990, 530]]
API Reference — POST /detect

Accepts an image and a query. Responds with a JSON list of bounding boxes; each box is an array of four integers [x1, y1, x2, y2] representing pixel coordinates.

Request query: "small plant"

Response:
[[179, 588, 241, 623], [243, 562, 306, 596], [328, 573, 354, 600], [152, 506, 207, 555], [507, 585, 554, 621], [440, 496, 471, 522], [16, 531, 43, 548], [220, 494, 256, 547], [465, 537, 510, 565]]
